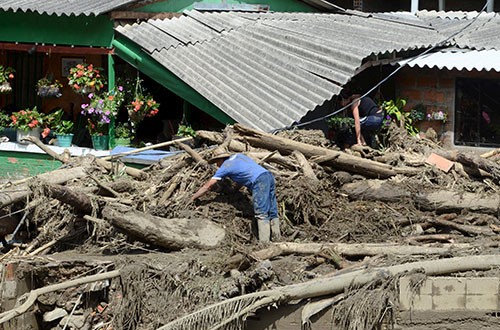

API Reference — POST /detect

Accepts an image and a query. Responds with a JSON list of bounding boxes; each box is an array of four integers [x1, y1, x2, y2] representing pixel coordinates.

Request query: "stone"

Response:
[[43, 308, 68, 322]]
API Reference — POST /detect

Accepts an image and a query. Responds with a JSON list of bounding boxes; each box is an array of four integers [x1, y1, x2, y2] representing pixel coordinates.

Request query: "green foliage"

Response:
[[67, 63, 106, 94], [382, 98, 419, 136], [46, 109, 74, 135], [0, 111, 9, 128], [177, 124, 196, 137], [9, 107, 45, 131], [115, 122, 133, 139], [0, 65, 15, 84], [327, 116, 354, 131]]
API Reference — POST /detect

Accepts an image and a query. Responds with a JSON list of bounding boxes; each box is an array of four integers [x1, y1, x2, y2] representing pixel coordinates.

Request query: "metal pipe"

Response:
[[487, 0, 494, 12], [410, 0, 419, 13], [439, 0, 445, 11]]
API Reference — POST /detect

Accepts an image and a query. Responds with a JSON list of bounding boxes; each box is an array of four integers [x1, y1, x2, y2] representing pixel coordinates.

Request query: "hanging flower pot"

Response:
[[0, 81, 12, 94], [0, 65, 15, 94], [37, 76, 62, 98], [67, 63, 106, 95]]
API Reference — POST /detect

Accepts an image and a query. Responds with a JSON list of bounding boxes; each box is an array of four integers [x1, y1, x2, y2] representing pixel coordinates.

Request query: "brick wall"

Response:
[[395, 67, 455, 146]]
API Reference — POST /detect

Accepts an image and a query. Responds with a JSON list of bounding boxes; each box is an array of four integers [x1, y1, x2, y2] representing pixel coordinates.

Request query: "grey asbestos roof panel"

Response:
[[0, 0, 139, 16], [115, 10, 444, 132]]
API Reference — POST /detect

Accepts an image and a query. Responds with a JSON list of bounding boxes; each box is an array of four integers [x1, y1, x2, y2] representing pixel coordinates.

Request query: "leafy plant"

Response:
[[9, 107, 44, 131], [127, 93, 160, 125], [0, 111, 10, 128], [80, 86, 125, 135], [176, 124, 196, 137], [327, 116, 355, 132], [67, 63, 106, 94], [382, 98, 419, 136], [0, 65, 15, 84], [115, 122, 133, 139], [45, 109, 74, 135], [410, 103, 426, 121], [37, 75, 63, 98]]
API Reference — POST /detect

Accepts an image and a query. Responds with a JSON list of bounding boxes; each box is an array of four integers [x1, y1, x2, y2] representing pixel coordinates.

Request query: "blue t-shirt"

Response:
[[212, 154, 267, 188]]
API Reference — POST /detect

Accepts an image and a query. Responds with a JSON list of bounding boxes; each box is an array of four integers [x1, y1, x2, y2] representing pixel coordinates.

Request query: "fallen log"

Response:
[[0, 167, 87, 208], [159, 255, 500, 330], [438, 150, 500, 182], [102, 204, 225, 250], [428, 218, 495, 236], [341, 179, 500, 215], [292, 150, 318, 182], [0, 269, 120, 324], [25, 135, 147, 180], [44, 183, 93, 214], [232, 124, 398, 178], [225, 242, 470, 270]]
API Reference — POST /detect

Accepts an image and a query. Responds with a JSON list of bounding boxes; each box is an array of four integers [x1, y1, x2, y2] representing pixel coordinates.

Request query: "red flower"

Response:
[[42, 127, 51, 138]]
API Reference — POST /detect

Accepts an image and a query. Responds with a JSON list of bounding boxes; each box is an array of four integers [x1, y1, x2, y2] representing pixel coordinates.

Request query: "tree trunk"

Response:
[[44, 183, 93, 214], [341, 179, 500, 214], [102, 204, 226, 250], [233, 124, 397, 178], [0, 167, 87, 208], [438, 150, 500, 182]]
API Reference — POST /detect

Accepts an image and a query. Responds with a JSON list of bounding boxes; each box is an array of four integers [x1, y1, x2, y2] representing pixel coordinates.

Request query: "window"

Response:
[[455, 79, 500, 147]]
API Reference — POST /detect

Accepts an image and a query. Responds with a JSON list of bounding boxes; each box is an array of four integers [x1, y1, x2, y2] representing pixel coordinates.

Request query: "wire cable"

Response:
[[272, 1, 489, 133]]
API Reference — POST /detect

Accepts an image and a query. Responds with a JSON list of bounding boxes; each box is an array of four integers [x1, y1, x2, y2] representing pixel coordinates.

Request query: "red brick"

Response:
[[401, 89, 422, 103], [425, 153, 454, 172], [417, 76, 438, 88]]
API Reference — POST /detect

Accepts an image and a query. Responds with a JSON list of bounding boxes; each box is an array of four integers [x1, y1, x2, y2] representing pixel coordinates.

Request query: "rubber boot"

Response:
[[257, 219, 271, 243], [270, 218, 281, 241]]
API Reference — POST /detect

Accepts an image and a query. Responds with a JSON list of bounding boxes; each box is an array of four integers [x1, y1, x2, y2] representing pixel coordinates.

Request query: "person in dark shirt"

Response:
[[190, 149, 280, 242], [340, 89, 384, 147]]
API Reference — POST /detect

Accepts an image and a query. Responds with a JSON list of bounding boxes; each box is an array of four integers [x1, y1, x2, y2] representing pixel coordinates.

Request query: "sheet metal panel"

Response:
[[399, 49, 500, 72], [114, 10, 447, 131], [0, 0, 138, 16]]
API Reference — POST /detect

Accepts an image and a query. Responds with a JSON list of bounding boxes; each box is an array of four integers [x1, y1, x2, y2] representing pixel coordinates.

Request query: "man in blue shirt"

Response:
[[190, 149, 280, 242]]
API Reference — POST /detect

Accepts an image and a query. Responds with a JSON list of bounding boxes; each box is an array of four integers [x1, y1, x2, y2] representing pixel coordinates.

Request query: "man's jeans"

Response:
[[252, 172, 278, 221]]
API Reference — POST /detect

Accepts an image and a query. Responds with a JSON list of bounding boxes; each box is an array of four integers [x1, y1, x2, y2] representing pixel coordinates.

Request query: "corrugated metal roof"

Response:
[[0, 0, 140, 16], [416, 10, 500, 50], [116, 10, 442, 132], [398, 49, 500, 72]]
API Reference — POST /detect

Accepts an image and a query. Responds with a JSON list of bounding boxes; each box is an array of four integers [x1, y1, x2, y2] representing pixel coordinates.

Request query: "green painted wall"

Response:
[[0, 151, 62, 179], [0, 12, 113, 47], [138, 0, 318, 12]]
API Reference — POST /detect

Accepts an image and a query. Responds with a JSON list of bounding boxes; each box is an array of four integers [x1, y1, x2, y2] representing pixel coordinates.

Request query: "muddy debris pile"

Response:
[[0, 123, 499, 330]]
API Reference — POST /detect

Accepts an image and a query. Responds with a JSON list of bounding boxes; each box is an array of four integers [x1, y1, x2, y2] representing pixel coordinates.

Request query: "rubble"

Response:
[[0, 123, 499, 330]]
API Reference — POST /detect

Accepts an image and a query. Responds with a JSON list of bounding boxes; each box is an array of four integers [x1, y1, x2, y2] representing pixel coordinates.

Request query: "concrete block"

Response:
[[406, 294, 433, 311], [432, 277, 466, 296], [433, 294, 466, 310], [466, 277, 500, 295], [466, 295, 498, 310], [2, 281, 17, 299]]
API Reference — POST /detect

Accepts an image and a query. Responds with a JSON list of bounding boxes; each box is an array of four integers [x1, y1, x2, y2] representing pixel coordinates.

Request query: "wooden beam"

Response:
[[0, 42, 114, 55]]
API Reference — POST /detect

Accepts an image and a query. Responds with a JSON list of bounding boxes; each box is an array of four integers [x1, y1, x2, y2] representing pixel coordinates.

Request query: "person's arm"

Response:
[[351, 99, 364, 146], [191, 178, 219, 202]]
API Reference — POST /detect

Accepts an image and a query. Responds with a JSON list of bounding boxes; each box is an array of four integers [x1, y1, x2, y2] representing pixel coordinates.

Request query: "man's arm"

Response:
[[191, 178, 219, 202]]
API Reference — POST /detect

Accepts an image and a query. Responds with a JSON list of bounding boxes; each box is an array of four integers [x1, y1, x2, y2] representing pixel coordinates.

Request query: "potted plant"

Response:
[[0, 111, 16, 141], [80, 86, 124, 150], [46, 109, 74, 147], [114, 122, 132, 146], [9, 107, 44, 144], [37, 75, 62, 98], [67, 63, 106, 95], [0, 65, 15, 94], [176, 123, 196, 138], [127, 93, 160, 125]]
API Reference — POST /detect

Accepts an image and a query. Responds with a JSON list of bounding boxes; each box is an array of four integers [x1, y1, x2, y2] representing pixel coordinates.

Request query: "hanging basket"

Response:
[[37, 85, 62, 98], [0, 81, 12, 94]]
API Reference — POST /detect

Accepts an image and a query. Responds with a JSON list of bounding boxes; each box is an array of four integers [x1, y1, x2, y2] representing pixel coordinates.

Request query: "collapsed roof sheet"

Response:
[[116, 10, 443, 132]]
